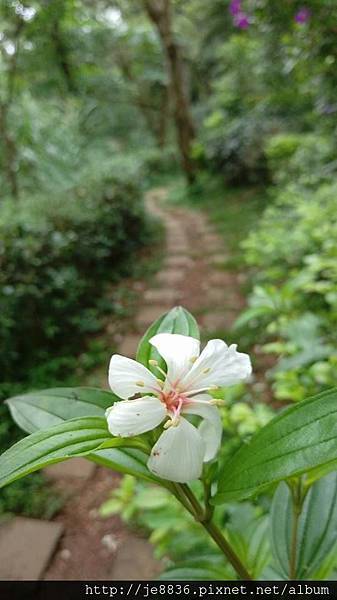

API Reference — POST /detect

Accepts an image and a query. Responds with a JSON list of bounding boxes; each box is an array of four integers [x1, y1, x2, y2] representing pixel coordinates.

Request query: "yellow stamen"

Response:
[[149, 359, 158, 367], [164, 419, 173, 429], [210, 399, 225, 406], [136, 380, 145, 387], [190, 356, 198, 363], [203, 367, 211, 374]]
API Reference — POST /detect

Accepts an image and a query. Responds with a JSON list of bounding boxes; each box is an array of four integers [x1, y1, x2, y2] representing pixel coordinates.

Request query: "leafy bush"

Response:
[[0, 169, 152, 382], [265, 133, 336, 187], [201, 109, 272, 185], [198, 35, 281, 185], [239, 182, 337, 402], [140, 145, 180, 180], [0, 157, 156, 517]]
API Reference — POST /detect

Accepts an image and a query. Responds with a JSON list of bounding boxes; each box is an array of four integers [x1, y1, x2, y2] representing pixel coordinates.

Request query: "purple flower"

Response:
[[234, 12, 250, 29], [295, 7, 311, 24], [229, 0, 241, 16]]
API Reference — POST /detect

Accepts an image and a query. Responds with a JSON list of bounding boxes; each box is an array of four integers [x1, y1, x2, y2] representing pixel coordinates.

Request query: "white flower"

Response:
[[106, 333, 252, 483]]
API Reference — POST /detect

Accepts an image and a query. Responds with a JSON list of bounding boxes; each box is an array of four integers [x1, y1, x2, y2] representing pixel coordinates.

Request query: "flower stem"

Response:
[[174, 483, 252, 580], [202, 519, 252, 581], [203, 479, 214, 522], [180, 483, 205, 520], [289, 478, 305, 580]]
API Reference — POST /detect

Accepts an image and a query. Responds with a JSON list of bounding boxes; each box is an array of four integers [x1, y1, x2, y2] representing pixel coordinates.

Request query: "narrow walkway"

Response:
[[0, 187, 247, 581], [119, 186, 246, 358]]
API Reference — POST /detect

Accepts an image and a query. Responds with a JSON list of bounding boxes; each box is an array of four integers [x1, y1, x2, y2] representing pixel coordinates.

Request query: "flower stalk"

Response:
[[173, 483, 252, 580], [289, 478, 306, 580]]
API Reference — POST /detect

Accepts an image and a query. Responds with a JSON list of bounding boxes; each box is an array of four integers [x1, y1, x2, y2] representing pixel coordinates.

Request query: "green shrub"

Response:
[[140, 145, 179, 179], [265, 133, 336, 187], [239, 182, 337, 402], [201, 110, 272, 185], [0, 173, 152, 382], [0, 158, 157, 517]]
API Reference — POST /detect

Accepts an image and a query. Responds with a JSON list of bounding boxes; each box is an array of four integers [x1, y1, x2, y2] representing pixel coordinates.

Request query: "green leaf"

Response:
[[5, 387, 163, 486], [271, 473, 337, 579], [214, 388, 337, 503], [226, 503, 270, 579], [136, 306, 199, 374], [0, 417, 115, 489], [91, 447, 161, 484], [159, 563, 233, 580], [6, 387, 117, 434], [234, 306, 275, 329]]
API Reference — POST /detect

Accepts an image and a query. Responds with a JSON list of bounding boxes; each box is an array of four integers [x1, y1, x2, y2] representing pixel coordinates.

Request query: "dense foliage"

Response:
[[0, 0, 161, 515], [239, 141, 337, 402], [0, 168, 151, 382]]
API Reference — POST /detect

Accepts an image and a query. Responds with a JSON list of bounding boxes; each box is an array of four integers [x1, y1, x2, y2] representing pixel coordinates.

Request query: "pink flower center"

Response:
[[161, 389, 188, 418]]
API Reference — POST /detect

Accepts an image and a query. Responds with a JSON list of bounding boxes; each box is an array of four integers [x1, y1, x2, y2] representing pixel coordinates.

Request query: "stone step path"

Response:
[[0, 518, 64, 580], [125, 186, 245, 349], [44, 457, 96, 481], [0, 186, 246, 581]]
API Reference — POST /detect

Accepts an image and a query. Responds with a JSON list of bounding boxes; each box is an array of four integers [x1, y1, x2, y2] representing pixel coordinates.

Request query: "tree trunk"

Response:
[[143, 0, 196, 183], [0, 19, 23, 199], [157, 82, 169, 148], [51, 15, 77, 93], [0, 107, 18, 199]]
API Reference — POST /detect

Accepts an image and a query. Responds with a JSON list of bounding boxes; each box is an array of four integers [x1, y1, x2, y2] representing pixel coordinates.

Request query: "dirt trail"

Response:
[[43, 187, 246, 580]]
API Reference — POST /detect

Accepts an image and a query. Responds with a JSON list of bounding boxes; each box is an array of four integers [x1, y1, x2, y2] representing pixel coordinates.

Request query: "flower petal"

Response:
[[109, 354, 159, 399], [149, 333, 200, 387], [106, 396, 166, 437], [181, 339, 252, 391], [183, 395, 222, 461], [147, 417, 205, 483]]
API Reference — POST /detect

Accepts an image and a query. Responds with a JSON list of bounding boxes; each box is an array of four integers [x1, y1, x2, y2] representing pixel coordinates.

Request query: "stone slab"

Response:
[[110, 535, 161, 580], [206, 288, 243, 309], [144, 288, 179, 304], [166, 242, 189, 255], [0, 517, 63, 580], [166, 234, 186, 244], [165, 255, 194, 269], [44, 458, 96, 481], [208, 271, 234, 287], [205, 288, 226, 305], [156, 269, 184, 286], [210, 253, 230, 266], [197, 226, 214, 236], [136, 306, 166, 329], [203, 311, 238, 332], [118, 334, 140, 358], [165, 225, 185, 235], [203, 235, 223, 253]]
